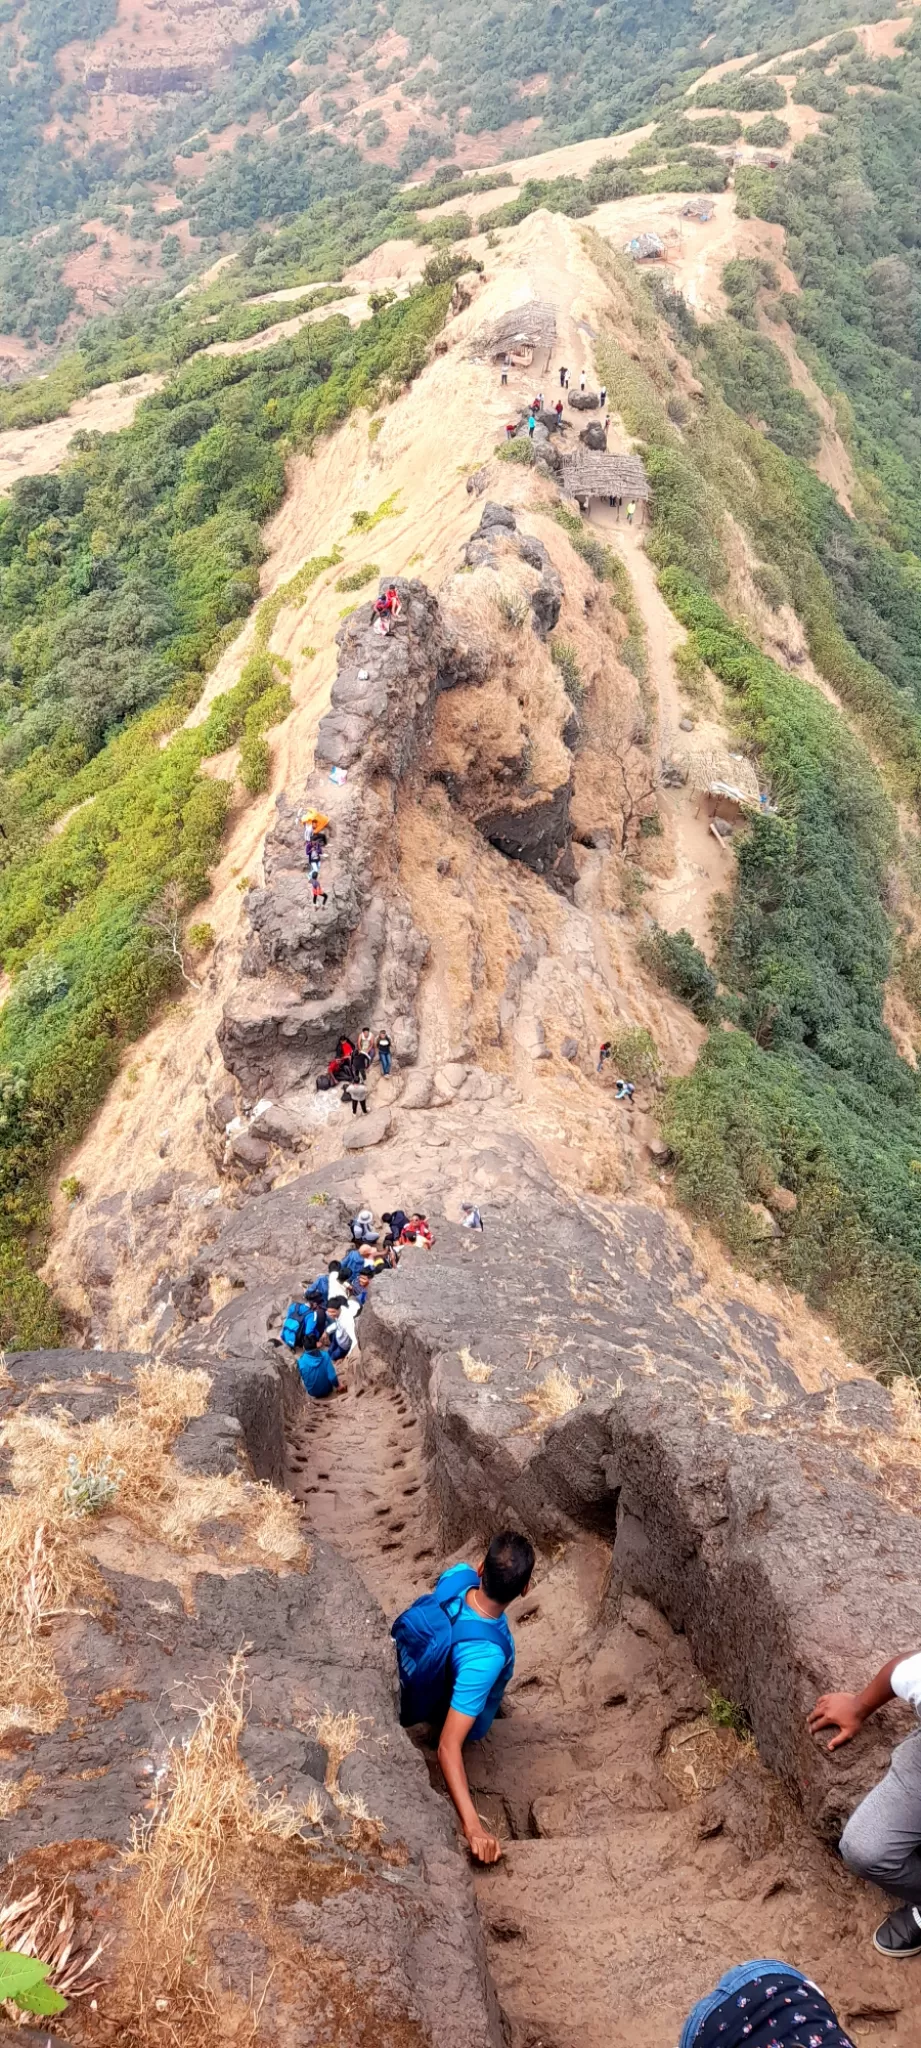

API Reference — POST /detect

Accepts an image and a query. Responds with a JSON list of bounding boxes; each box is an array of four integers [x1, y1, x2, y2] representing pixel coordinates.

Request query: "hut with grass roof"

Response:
[[474, 299, 557, 370], [562, 451, 651, 515]]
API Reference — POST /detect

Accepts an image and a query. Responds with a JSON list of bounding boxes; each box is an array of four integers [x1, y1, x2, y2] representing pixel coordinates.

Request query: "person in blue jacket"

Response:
[[297, 1347, 340, 1399]]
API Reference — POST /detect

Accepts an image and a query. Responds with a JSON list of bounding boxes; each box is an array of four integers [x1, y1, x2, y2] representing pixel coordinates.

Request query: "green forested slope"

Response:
[[0, 281, 450, 1343]]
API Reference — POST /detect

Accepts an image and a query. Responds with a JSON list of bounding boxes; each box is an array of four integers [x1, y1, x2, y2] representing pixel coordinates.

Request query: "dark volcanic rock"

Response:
[[361, 1188, 921, 1842], [465, 503, 562, 639], [0, 1347, 500, 2048], [478, 779, 573, 875], [219, 588, 439, 1097]]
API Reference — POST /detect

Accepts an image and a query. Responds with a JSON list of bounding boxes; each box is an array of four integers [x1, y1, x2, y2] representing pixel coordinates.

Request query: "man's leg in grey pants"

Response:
[[840, 1731, 921, 1906]]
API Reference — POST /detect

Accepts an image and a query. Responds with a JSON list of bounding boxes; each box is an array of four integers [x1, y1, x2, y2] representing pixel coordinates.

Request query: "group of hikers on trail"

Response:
[[278, 1203, 434, 1397], [391, 1528, 921, 2043], [317, 1028, 392, 1115]]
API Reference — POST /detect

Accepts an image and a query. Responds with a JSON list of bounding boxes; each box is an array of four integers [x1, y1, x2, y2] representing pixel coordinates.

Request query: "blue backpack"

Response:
[[280, 1301, 319, 1351], [297, 1349, 338, 1399], [391, 1566, 513, 1728]]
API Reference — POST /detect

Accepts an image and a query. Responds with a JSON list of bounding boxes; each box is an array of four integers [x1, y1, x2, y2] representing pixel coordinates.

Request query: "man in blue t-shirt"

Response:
[[435, 1532, 534, 1866]]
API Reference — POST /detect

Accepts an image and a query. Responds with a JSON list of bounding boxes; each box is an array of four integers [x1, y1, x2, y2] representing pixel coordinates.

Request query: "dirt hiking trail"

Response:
[[287, 1353, 913, 2048]]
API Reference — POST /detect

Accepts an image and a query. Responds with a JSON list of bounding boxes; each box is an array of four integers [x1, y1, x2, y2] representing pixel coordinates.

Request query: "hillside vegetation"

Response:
[[0, 279, 450, 1341]]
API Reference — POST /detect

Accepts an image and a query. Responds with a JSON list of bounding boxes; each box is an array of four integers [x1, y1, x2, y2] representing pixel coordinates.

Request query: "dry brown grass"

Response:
[[0, 1883, 105, 2020], [0, 1366, 307, 1736], [460, 1348, 493, 1383], [308, 1709, 383, 1843], [520, 1366, 582, 1430], [0, 1499, 104, 1735], [309, 1708, 364, 1790], [126, 1655, 318, 2034], [718, 1378, 754, 1429], [2, 1365, 307, 1566]]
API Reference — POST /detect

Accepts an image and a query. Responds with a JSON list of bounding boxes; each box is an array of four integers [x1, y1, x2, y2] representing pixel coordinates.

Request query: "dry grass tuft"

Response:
[[719, 1379, 754, 1429], [460, 1347, 493, 1384], [0, 1365, 307, 1736], [0, 1771, 40, 1820], [310, 1708, 365, 1791], [890, 1376, 921, 1444], [0, 1500, 104, 1734], [0, 1883, 105, 2020], [520, 1366, 582, 1430], [133, 1362, 211, 1439], [127, 1655, 316, 2029], [0, 1349, 11, 1390]]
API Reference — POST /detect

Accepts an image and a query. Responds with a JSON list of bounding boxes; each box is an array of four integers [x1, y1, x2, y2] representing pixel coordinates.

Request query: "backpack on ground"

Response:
[[280, 1301, 319, 1351], [316, 1071, 335, 1092], [391, 1565, 513, 1728]]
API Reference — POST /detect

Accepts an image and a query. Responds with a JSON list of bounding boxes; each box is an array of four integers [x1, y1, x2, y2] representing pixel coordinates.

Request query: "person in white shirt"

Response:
[[327, 1292, 361, 1362], [809, 1650, 921, 1957]]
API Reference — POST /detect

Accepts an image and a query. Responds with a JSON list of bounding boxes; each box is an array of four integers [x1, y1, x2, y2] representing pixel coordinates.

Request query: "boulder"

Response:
[[131, 1173, 177, 1212], [250, 1100, 302, 1148], [768, 1186, 798, 1216], [342, 1108, 393, 1149], [647, 1138, 672, 1165], [229, 1132, 271, 1171], [220, 592, 435, 1096], [569, 390, 600, 410], [400, 1071, 434, 1110], [747, 1200, 781, 1241], [478, 778, 573, 875], [580, 420, 608, 450], [561, 1036, 580, 1061]]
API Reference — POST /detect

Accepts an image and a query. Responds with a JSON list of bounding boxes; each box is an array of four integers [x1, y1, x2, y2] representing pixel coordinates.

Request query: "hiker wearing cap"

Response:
[[351, 1207, 378, 1246], [809, 1647, 921, 1957], [679, 1963, 855, 2047], [392, 1532, 535, 1864]]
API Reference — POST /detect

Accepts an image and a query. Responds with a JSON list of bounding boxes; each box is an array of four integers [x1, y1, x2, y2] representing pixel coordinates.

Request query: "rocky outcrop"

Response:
[[220, 581, 444, 1098], [0, 1345, 501, 2048], [360, 1183, 921, 1844], [464, 502, 562, 640]]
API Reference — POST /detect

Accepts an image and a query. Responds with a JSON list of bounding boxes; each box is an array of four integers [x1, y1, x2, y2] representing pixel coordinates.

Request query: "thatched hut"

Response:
[[473, 299, 557, 369], [562, 451, 651, 512]]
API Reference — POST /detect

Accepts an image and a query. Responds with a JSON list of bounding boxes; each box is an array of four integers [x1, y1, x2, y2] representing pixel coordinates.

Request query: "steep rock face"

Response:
[[361, 1188, 921, 1843], [220, 582, 441, 1098], [221, 547, 581, 1096], [0, 1346, 501, 2048]]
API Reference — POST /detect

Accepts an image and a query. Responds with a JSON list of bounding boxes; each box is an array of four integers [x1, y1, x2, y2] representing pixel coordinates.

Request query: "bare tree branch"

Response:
[[141, 882, 201, 990]]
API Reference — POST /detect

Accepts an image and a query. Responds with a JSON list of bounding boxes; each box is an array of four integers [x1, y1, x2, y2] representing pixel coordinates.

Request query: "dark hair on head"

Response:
[[328, 1260, 341, 1273], [381, 1213, 392, 1224], [482, 1531, 535, 1606]]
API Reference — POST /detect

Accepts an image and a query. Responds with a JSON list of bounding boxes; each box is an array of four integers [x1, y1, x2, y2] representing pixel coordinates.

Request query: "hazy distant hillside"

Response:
[[0, 0, 894, 354]]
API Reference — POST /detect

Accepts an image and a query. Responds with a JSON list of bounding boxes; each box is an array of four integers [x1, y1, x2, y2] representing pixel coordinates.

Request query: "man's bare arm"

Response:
[[437, 1709, 502, 1864], [808, 1658, 904, 1751]]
